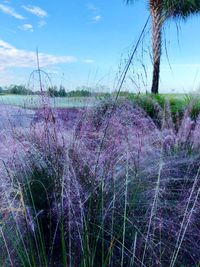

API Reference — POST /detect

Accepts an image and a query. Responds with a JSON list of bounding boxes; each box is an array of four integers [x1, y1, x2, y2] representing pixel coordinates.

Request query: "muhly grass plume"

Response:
[[0, 99, 200, 266]]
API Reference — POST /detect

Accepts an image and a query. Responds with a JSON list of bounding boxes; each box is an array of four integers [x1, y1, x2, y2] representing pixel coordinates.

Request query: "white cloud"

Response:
[[93, 15, 102, 22], [83, 59, 95, 64], [0, 40, 77, 71], [22, 5, 47, 18], [87, 3, 102, 23], [3, 0, 11, 4], [19, 24, 34, 32], [38, 20, 47, 28], [0, 4, 25, 20], [87, 3, 98, 12], [46, 68, 59, 75]]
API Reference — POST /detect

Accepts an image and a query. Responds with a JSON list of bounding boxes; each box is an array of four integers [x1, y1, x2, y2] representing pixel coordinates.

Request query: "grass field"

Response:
[[0, 93, 189, 109], [0, 95, 99, 108]]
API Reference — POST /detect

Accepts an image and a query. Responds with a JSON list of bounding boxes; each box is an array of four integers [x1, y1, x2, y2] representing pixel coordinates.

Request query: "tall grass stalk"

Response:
[[141, 152, 164, 265], [2, 97, 200, 266], [121, 149, 129, 267], [171, 186, 200, 267], [0, 227, 14, 267], [170, 166, 200, 267], [129, 231, 138, 267]]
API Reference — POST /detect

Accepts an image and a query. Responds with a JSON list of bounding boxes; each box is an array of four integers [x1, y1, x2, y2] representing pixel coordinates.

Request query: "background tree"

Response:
[[59, 85, 67, 97], [47, 86, 59, 97], [7, 85, 32, 95], [126, 0, 200, 94]]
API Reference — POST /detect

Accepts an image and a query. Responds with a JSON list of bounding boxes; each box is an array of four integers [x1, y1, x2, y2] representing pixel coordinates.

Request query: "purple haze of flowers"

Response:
[[0, 100, 200, 266]]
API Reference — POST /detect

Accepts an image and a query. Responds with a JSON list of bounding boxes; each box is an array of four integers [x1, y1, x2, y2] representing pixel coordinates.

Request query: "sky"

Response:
[[0, 0, 200, 93]]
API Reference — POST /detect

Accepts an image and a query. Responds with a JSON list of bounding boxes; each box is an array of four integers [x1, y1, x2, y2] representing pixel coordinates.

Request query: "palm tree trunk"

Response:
[[151, 5, 163, 94]]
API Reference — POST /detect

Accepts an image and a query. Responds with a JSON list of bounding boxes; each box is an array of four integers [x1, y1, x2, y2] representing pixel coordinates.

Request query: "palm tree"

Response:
[[126, 0, 200, 94]]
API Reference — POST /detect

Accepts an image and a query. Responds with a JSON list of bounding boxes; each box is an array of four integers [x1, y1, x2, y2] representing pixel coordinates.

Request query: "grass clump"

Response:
[[1, 99, 200, 266]]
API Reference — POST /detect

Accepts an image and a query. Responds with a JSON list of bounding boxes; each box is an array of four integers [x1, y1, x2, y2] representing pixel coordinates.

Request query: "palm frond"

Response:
[[164, 0, 200, 18], [125, 0, 200, 18]]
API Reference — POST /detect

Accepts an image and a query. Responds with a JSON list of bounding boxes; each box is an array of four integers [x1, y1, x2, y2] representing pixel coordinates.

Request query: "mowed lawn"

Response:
[[0, 95, 99, 108]]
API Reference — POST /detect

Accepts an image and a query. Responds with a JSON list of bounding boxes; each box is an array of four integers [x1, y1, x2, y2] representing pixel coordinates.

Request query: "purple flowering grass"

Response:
[[0, 99, 200, 266]]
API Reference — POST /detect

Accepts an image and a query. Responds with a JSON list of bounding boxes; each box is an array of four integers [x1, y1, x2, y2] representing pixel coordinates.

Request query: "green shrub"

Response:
[[129, 93, 200, 126], [66, 89, 91, 97], [7, 85, 32, 95]]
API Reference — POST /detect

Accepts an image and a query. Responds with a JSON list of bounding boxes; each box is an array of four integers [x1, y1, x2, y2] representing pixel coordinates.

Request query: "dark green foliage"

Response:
[[6, 85, 32, 95], [59, 86, 67, 97], [183, 94, 200, 121], [126, 0, 200, 19], [47, 86, 91, 98], [24, 167, 54, 211], [48, 86, 67, 97], [168, 97, 185, 122], [190, 101, 200, 121], [164, 0, 200, 18], [47, 86, 59, 97], [152, 93, 166, 107], [66, 89, 91, 97], [128, 93, 200, 127], [128, 94, 164, 127], [112, 91, 130, 97]]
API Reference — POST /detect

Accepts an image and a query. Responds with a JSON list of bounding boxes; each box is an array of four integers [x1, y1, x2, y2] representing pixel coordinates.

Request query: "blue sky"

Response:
[[0, 0, 200, 93]]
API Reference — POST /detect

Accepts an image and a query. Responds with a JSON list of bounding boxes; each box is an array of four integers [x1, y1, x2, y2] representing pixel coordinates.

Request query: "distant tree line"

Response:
[[47, 86, 67, 97], [47, 85, 92, 97], [0, 84, 93, 97], [0, 84, 131, 98], [0, 84, 91, 97], [2, 85, 32, 95]]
